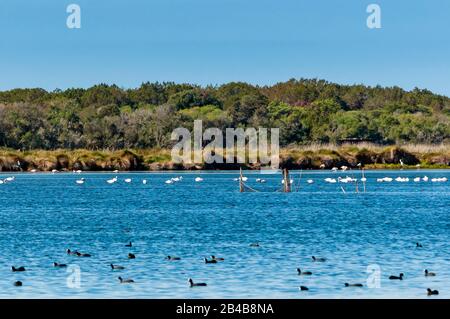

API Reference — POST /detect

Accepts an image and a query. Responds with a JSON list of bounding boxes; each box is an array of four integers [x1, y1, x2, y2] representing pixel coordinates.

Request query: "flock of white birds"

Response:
[[0, 166, 448, 187]]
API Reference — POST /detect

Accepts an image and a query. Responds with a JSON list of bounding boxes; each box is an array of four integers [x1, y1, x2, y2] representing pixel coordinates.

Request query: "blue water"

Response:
[[0, 170, 448, 299]]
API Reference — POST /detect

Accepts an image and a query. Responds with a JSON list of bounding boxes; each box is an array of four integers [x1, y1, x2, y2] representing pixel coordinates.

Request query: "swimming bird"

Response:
[[189, 278, 207, 287], [345, 283, 363, 287], [427, 288, 439, 296], [250, 243, 260, 247], [118, 276, 134, 284], [66, 249, 77, 255], [211, 255, 224, 261], [107, 176, 118, 184], [125, 242, 132, 247], [424, 270, 436, 277], [12, 266, 26, 272], [124, 178, 132, 183], [128, 253, 136, 259], [14, 281, 22, 287], [142, 179, 147, 185], [166, 256, 181, 261], [111, 264, 125, 270], [413, 177, 421, 182], [299, 286, 309, 291], [331, 167, 338, 172], [307, 179, 314, 184], [297, 268, 312, 275], [75, 251, 91, 257], [165, 179, 174, 184], [389, 273, 404, 280], [76, 178, 85, 185], [204, 257, 217, 264], [416, 242, 423, 248], [195, 177, 204, 182], [53, 262, 67, 268], [422, 176, 429, 182], [312, 256, 326, 262]]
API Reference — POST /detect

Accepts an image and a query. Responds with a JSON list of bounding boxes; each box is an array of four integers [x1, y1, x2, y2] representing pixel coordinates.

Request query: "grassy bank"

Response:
[[0, 144, 449, 172]]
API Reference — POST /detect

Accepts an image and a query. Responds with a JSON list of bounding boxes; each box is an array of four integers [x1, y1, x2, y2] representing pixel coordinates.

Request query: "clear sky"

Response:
[[0, 0, 449, 96]]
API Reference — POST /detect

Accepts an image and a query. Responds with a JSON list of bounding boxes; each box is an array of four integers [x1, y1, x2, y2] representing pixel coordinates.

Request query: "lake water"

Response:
[[0, 170, 448, 299]]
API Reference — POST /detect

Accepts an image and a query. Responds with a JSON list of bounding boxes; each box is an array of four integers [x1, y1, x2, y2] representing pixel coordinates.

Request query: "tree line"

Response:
[[0, 79, 449, 150]]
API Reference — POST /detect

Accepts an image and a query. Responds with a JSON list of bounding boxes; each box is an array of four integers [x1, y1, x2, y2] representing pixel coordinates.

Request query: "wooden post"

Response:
[[283, 168, 291, 193], [239, 168, 244, 193], [362, 168, 366, 193]]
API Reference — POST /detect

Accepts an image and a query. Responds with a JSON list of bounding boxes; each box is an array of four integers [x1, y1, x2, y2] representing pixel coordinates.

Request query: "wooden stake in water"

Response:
[[283, 169, 291, 193], [239, 168, 244, 193], [362, 168, 366, 193]]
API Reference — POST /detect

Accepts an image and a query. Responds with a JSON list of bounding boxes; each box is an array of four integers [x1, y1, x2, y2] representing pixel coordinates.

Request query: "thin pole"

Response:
[[362, 168, 366, 193], [239, 168, 244, 193]]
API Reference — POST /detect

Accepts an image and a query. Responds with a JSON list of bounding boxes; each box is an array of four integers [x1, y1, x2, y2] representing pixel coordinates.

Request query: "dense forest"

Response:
[[0, 79, 449, 150]]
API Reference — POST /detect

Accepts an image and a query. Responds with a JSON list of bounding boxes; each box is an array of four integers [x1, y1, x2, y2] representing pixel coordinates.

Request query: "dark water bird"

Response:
[[118, 276, 134, 283], [249, 243, 260, 247], [416, 242, 423, 248], [12, 266, 26, 272], [128, 253, 136, 259], [389, 273, 404, 280], [166, 256, 181, 261], [427, 288, 439, 296], [189, 278, 207, 287], [14, 281, 22, 287], [111, 264, 125, 270], [211, 255, 224, 261], [312, 256, 326, 262], [345, 283, 364, 287], [204, 257, 217, 264], [299, 286, 309, 291], [425, 269, 436, 277], [66, 249, 77, 255], [125, 242, 132, 247], [53, 262, 67, 268], [297, 268, 312, 275], [75, 251, 91, 257]]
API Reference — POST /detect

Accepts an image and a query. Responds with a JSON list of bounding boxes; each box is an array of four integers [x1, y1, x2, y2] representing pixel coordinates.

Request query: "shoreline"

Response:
[[1, 145, 449, 172]]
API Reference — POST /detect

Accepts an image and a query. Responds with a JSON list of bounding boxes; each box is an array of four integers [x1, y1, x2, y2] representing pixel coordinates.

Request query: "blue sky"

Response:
[[0, 0, 449, 96]]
